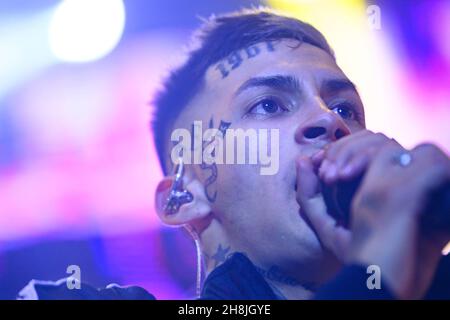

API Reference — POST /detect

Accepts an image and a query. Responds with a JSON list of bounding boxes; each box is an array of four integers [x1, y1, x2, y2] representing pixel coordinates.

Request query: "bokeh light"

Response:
[[48, 0, 126, 62]]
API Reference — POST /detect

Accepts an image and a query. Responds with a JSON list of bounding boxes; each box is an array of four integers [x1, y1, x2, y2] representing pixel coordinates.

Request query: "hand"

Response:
[[316, 130, 395, 185], [349, 142, 450, 299], [296, 130, 450, 299], [296, 130, 397, 262]]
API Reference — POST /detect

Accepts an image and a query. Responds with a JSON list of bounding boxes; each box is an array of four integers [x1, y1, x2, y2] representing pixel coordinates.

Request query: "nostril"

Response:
[[335, 128, 347, 140], [303, 127, 326, 139]]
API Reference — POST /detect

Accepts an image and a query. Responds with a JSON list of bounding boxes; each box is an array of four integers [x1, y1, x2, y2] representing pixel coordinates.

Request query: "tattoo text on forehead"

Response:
[[215, 41, 276, 79]]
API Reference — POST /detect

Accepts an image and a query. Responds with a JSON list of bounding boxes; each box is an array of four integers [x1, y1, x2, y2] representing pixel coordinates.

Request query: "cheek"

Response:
[[215, 162, 295, 216], [216, 164, 262, 200], [348, 122, 366, 133], [213, 163, 314, 245], [211, 129, 301, 213]]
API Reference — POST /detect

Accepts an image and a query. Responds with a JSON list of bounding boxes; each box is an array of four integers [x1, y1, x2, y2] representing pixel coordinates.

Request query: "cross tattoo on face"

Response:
[[192, 116, 231, 203]]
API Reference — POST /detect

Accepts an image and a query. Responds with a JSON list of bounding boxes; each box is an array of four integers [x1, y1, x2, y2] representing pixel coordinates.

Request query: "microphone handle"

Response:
[[322, 177, 450, 233]]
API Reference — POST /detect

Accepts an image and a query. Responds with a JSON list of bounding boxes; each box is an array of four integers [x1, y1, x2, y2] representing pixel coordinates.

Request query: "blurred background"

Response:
[[0, 0, 449, 299]]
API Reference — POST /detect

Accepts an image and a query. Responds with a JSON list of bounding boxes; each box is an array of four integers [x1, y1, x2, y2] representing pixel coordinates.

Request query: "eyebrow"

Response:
[[234, 75, 357, 98], [321, 78, 358, 94], [234, 75, 300, 97]]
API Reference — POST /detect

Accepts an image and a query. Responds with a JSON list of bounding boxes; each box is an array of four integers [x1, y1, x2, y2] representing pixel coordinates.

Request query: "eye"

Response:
[[331, 102, 356, 120], [248, 97, 287, 116]]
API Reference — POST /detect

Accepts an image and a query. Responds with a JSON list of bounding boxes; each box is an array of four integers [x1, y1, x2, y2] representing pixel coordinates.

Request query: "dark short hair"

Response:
[[151, 8, 334, 174]]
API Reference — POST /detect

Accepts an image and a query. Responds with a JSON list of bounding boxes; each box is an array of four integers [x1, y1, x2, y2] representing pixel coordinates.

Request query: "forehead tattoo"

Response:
[[215, 41, 276, 79]]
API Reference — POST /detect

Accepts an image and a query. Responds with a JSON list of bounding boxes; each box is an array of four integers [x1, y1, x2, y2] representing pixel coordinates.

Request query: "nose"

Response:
[[295, 110, 351, 144]]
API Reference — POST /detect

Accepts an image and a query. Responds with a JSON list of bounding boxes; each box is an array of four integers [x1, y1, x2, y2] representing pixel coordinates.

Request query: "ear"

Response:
[[154, 168, 211, 226]]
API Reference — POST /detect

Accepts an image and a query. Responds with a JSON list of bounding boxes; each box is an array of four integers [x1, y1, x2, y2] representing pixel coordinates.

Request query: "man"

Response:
[[152, 8, 450, 300], [18, 8, 450, 300]]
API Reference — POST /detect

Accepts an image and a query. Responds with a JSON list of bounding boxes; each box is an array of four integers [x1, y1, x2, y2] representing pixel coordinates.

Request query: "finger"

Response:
[[354, 141, 445, 218], [296, 157, 321, 200], [322, 130, 372, 167], [296, 157, 351, 257], [321, 131, 392, 184], [410, 145, 450, 244], [350, 141, 406, 219], [411, 143, 450, 167], [311, 149, 325, 168], [339, 151, 370, 180], [320, 131, 372, 183]]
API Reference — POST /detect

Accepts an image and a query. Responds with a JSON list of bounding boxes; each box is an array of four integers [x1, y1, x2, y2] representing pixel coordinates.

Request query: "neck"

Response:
[[202, 243, 320, 300], [254, 264, 316, 300], [195, 218, 234, 277], [195, 218, 338, 299]]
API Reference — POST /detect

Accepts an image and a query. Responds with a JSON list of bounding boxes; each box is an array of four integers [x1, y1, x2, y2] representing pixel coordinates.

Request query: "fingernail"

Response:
[[326, 163, 337, 182], [312, 151, 325, 167], [312, 149, 324, 161], [336, 159, 345, 171], [341, 164, 353, 177], [319, 160, 329, 177]]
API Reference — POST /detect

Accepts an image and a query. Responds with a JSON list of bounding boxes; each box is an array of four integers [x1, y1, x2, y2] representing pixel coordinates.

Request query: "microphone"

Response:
[[322, 176, 450, 233]]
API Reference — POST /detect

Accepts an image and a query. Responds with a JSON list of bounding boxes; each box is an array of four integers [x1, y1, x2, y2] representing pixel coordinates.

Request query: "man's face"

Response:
[[172, 39, 365, 282]]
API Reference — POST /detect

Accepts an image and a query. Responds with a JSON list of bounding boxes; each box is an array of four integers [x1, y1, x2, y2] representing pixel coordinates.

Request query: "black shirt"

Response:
[[18, 252, 450, 300]]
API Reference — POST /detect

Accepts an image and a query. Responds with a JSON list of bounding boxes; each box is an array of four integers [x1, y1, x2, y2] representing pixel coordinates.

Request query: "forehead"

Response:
[[205, 39, 343, 94], [175, 39, 346, 126]]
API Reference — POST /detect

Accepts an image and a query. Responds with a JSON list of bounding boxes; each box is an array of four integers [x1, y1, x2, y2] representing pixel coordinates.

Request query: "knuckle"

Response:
[[377, 139, 401, 156], [369, 133, 391, 149], [374, 132, 388, 141], [413, 143, 448, 163], [388, 138, 402, 148], [413, 143, 438, 155], [358, 129, 373, 137], [386, 138, 401, 148], [323, 218, 336, 233]]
